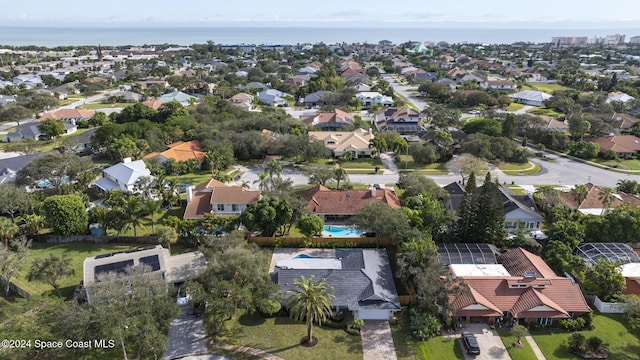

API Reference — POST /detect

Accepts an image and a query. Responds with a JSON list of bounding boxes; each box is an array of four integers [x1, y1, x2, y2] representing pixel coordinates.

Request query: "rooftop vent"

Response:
[[524, 271, 537, 278]]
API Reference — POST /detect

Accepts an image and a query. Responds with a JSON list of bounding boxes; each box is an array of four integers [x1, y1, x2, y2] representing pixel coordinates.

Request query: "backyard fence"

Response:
[[247, 236, 393, 247], [29, 234, 159, 244], [589, 295, 627, 313]]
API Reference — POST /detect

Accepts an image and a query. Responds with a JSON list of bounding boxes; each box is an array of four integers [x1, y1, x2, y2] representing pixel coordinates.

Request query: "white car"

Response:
[[176, 286, 190, 306]]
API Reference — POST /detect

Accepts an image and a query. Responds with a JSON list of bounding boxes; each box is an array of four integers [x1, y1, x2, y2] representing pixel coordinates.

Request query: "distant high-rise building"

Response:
[[630, 36, 640, 44], [605, 34, 625, 45], [551, 36, 588, 45]]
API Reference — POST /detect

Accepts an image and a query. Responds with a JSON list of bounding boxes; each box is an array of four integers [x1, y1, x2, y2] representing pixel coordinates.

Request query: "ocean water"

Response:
[[1, 26, 640, 47]]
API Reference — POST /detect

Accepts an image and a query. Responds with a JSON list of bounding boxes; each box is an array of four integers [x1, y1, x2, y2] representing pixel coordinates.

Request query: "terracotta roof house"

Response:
[[142, 100, 164, 110], [558, 183, 640, 215], [373, 107, 425, 134], [449, 247, 591, 326], [588, 135, 640, 158], [308, 128, 375, 158], [611, 113, 639, 132], [302, 109, 354, 131], [38, 108, 95, 122], [184, 178, 260, 219], [273, 248, 401, 320], [143, 140, 206, 167], [301, 184, 401, 222]]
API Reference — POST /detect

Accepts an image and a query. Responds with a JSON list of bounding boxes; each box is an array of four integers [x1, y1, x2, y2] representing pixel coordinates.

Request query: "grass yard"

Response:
[[505, 103, 525, 112], [397, 155, 448, 174], [593, 158, 640, 171], [391, 308, 464, 360], [217, 310, 363, 360], [167, 171, 215, 186], [496, 328, 539, 360], [506, 185, 529, 196], [12, 242, 144, 298], [532, 313, 640, 360], [337, 157, 383, 169], [108, 206, 184, 236], [525, 82, 571, 94], [499, 161, 541, 175], [527, 107, 563, 118]]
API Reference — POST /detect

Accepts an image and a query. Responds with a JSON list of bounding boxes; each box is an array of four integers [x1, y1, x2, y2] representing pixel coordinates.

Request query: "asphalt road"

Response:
[[382, 74, 428, 111]]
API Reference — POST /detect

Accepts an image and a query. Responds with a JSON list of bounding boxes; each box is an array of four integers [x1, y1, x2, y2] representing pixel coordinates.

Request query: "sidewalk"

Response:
[[524, 332, 546, 360], [361, 320, 397, 360]]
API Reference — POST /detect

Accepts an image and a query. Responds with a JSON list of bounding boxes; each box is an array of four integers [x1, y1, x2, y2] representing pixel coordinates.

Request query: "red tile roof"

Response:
[[589, 135, 640, 154], [38, 108, 95, 121], [497, 248, 558, 279], [144, 140, 206, 164], [301, 185, 401, 215], [625, 278, 640, 295], [558, 183, 640, 212], [142, 100, 163, 110], [302, 109, 353, 126]]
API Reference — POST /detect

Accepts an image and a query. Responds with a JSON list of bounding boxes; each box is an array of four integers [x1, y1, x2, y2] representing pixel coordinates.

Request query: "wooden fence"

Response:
[[247, 236, 393, 247]]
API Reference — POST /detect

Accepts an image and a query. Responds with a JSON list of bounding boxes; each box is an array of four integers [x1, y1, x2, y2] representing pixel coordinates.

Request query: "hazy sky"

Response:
[[3, 0, 640, 28]]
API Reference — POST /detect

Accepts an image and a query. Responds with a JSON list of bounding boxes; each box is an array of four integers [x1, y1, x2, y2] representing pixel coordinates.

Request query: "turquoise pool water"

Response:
[[321, 225, 364, 237]]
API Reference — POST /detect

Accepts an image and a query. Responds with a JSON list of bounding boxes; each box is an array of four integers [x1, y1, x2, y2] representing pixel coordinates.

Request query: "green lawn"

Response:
[[506, 185, 529, 196], [593, 158, 640, 171], [167, 171, 214, 186], [527, 107, 563, 118], [338, 157, 383, 169], [496, 328, 539, 360], [217, 310, 363, 360], [505, 103, 525, 112], [500, 162, 541, 175], [391, 308, 464, 360], [111, 206, 184, 236], [525, 82, 571, 94], [397, 155, 448, 174], [532, 313, 640, 360], [12, 242, 144, 298]]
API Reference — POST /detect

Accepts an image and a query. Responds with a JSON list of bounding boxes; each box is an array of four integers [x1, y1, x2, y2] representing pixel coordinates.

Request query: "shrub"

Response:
[[587, 336, 604, 353], [568, 333, 587, 353], [257, 299, 281, 317], [410, 308, 441, 341], [558, 317, 586, 331], [346, 319, 365, 335]]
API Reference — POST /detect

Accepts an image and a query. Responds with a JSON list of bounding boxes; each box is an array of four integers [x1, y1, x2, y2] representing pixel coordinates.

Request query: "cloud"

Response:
[[331, 9, 367, 17]]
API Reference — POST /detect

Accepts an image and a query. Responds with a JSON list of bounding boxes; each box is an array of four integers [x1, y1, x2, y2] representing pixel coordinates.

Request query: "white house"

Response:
[[356, 91, 393, 109], [509, 90, 552, 107], [95, 158, 154, 193]]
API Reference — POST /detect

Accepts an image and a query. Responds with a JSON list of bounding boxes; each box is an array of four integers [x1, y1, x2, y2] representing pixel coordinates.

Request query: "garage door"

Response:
[[356, 310, 391, 320]]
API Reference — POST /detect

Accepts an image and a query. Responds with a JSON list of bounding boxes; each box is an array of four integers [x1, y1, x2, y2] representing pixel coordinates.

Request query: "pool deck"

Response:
[[268, 248, 336, 275]]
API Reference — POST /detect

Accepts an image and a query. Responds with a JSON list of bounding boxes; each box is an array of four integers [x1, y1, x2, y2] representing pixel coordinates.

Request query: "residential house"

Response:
[[420, 129, 468, 149], [373, 107, 425, 134], [343, 72, 370, 86], [308, 128, 375, 159], [273, 248, 401, 320], [443, 182, 544, 233], [156, 90, 195, 106], [606, 92, 635, 104], [301, 184, 401, 222], [575, 243, 640, 296], [509, 90, 552, 107], [83, 245, 207, 303], [136, 80, 169, 90], [436, 78, 457, 91], [611, 113, 639, 133], [4, 123, 47, 142], [412, 71, 438, 83], [143, 140, 207, 168], [558, 183, 640, 215], [302, 109, 354, 131], [285, 74, 312, 87], [108, 91, 143, 103], [0, 153, 40, 184], [302, 90, 330, 108], [588, 135, 640, 158], [354, 84, 371, 93], [0, 95, 17, 107], [257, 89, 292, 107], [486, 80, 516, 91], [12, 74, 44, 89], [142, 100, 164, 110], [183, 178, 260, 219], [356, 92, 393, 109], [407, 43, 430, 54], [448, 247, 591, 326], [456, 72, 487, 87], [296, 66, 319, 75], [244, 82, 269, 92], [50, 81, 81, 99], [230, 92, 254, 110], [94, 158, 154, 193], [38, 108, 95, 123]]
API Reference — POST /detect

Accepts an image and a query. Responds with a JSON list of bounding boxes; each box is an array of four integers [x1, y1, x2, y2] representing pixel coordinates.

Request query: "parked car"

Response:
[[462, 331, 481, 355], [176, 286, 190, 306]]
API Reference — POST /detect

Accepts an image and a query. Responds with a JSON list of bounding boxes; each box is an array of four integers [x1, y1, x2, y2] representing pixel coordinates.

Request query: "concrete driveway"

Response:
[[460, 324, 511, 360], [162, 307, 209, 360]]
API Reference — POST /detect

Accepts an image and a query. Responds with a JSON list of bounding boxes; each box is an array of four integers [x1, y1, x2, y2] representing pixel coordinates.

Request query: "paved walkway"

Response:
[[162, 308, 209, 360], [361, 320, 397, 360], [379, 152, 399, 175], [524, 332, 546, 360], [210, 341, 284, 360]]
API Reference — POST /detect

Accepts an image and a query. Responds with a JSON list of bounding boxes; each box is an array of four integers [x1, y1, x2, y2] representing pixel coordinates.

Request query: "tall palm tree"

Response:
[[265, 158, 282, 185], [287, 276, 334, 346], [334, 168, 347, 190], [133, 176, 156, 200], [570, 184, 589, 207], [368, 138, 387, 158], [144, 199, 163, 235], [598, 187, 616, 215], [122, 196, 145, 237], [254, 171, 269, 192]]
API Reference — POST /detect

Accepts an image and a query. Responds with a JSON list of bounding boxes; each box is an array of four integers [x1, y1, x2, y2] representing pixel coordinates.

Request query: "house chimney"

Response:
[[186, 186, 193, 203]]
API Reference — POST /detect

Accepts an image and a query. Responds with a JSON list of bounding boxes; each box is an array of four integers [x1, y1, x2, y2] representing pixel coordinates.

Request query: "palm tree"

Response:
[[368, 138, 387, 158], [240, 179, 250, 190], [334, 168, 347, 190], [392, 137, 408, 156], [144, 199, 163, 235], [254, 171, 269, 192], [598, 187, 616, 215], [0, 217, 19, 248], [570, 184, 589, 207], [122, 196, 145, 237], [133, 176, 156, 200], [616, 179, 639, 195], [265, 158, 282, 185], [287, 276, 334, 347]]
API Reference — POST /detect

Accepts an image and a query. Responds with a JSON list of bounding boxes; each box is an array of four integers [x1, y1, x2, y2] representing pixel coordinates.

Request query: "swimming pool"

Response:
[[321, 225, 364, 237]]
